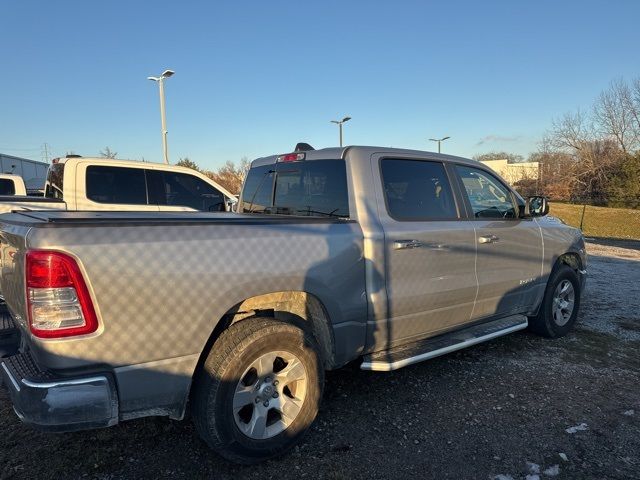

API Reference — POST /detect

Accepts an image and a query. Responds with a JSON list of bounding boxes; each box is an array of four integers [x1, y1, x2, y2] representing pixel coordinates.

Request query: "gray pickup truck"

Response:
[[0, 146, 586, 463]]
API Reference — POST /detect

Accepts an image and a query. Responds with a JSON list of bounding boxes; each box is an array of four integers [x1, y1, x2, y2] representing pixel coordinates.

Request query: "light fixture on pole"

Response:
[[429, 136, 450, 154], [330, 116, 352, 147], [147, 69, 175, 164]]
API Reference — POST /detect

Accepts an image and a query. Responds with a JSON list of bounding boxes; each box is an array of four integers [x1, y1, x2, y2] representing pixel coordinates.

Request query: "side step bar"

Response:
[[361, 315, 528, 371]]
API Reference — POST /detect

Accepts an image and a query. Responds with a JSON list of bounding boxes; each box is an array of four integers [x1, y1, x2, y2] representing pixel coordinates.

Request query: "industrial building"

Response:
[[0, 153, 49, 192]]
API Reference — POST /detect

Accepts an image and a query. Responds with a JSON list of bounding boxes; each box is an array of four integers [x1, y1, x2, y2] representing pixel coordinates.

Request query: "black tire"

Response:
[[192, 317, 324, 464], [529, 264, 581, 338]]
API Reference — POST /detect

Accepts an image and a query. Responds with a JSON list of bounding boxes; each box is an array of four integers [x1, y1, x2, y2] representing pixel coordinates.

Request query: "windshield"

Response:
[[240, 159, 349, 218]]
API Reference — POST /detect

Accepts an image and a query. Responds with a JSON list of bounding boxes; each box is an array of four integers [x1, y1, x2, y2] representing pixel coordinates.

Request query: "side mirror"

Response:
[[526, 196, 549, 217], [226, 197, 238, 212]]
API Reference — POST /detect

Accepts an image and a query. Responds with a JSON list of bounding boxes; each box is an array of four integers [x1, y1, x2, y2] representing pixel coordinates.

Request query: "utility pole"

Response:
[[147, 69, 175, 164], [41, 143, 51, 163], [429, 136, 450, 154], [330, 116, 352, 147]]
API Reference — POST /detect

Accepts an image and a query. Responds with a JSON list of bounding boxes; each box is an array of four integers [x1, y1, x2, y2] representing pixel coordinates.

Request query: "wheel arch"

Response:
[[555, 251, 583, 272], [194, 291, 336, 378]]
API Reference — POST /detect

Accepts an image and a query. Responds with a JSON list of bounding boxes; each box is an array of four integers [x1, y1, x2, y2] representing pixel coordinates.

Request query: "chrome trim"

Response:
[[361, 320, 529, 371], [20, 375, 109, 390], [1, 362, 21, 392]]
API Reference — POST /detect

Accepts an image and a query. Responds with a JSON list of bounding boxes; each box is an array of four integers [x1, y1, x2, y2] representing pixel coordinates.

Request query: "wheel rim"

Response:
[[232, 350, 308, 440], [552, 279, 575, 326]]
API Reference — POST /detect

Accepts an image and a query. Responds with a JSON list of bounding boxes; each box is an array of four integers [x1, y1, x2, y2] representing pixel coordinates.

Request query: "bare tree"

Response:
[[593, 78, 638, 153], [99, 147, 118, 159], [472, 151, 524, 163], [204, 158, 250, 194], [629, 77, 640, 137], [549, 110, 593, 152]]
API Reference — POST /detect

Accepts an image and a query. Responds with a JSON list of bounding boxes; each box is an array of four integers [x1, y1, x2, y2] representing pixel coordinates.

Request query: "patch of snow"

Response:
[[525, 476, 540, 480], [526, 462, 541, 474], [493, 475, 514, 480], [565, 422, 589, 434], [544, 465, 560, 476], [623, 409, 635, 416], [559, 453, 568, 462]]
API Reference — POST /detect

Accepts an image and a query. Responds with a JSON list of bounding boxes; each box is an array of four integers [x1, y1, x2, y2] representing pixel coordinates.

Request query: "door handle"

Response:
[[393, 240, 423, 250], [478, 235, 499, 244]]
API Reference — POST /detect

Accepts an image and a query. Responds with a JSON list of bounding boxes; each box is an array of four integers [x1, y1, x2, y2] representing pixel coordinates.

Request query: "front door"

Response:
[[454, 165, 543, 320], [374, 157, 478, 348]]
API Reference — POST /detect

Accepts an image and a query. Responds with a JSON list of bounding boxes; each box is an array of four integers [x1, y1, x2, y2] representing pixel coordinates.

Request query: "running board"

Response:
[[361, 315, 528, 371]]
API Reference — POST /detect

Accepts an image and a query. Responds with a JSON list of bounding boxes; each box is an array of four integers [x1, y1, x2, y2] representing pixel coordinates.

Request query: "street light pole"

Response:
[[330, 116, 352, 147], [429, 136, 450, 154], [147, 69, 175, 164]]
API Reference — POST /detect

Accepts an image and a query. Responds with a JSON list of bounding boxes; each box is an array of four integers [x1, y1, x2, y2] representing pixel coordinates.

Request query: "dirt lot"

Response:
[[1, 241, 639, 480]]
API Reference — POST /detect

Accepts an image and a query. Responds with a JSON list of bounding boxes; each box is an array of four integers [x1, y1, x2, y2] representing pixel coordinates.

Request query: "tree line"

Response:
[[176, 157, 250, 194], [475, 77, 640, 207]]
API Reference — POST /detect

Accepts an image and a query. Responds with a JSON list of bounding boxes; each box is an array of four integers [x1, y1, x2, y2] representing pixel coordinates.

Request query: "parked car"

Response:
[[0, 155, 235, 215], [0, 146, 586, 463], [0, 174, 27, 196]]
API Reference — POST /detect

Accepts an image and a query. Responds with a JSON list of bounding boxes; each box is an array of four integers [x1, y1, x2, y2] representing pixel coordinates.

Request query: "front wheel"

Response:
[[529, 264, 581, 338], [192, 317, 324, 464]]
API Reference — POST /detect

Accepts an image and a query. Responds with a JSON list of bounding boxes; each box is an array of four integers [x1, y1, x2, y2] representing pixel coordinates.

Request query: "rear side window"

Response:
[[381, 159, 458, 220], [240, 160, 349, 217], [455, 165, 517, 219], [86, 166, 148, 205], [45, 163, 65, 199], [0, 179, 15, 195], [149, 171, 225, 211]]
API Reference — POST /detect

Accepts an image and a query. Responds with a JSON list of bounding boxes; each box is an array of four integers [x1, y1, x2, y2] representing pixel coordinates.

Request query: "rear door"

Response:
[[453, 164, 543, 320], [374, 156, 478, 346]]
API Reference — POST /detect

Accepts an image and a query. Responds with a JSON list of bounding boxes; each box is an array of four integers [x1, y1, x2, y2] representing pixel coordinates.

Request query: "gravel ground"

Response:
[[1, 241, 639, 480]]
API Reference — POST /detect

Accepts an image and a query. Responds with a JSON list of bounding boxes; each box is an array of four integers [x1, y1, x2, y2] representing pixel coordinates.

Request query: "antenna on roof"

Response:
[[294, 143, 315, 152]]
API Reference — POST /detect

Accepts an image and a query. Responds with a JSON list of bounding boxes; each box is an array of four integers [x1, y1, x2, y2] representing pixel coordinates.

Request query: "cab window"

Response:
[[240, 160, 349, 217], [381, 159, 458, 220], [149, 171, 225, 211], [456, 165, 517, 219], [0, 179, 16, 195], [86, 166, 148, 205]]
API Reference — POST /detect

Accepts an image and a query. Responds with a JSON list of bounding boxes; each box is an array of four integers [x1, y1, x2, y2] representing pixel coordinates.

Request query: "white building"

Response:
[[479, 158, 539, 185]]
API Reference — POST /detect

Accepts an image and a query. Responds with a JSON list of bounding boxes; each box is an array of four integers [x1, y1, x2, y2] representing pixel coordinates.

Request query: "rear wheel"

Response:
[[529, 264, 581, 338], [192, 317, 323, 464]]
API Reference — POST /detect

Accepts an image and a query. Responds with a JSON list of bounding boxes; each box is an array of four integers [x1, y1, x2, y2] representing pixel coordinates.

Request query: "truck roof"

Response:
[[250, 145, 479, 168]]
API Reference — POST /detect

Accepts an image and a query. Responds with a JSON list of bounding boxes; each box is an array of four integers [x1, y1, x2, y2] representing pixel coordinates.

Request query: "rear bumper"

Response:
[[0, 351, 119, 432]]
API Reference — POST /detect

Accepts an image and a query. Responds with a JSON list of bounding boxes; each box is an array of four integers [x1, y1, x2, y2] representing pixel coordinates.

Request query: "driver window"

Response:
[[455, 165, 517, 219]]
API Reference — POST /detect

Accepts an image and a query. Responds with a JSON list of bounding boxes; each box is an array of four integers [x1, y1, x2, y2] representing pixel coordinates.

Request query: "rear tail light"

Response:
[[26, 251, 98, 338]]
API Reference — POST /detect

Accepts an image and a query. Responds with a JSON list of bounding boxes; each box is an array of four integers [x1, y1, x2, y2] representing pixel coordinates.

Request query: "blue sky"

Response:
[[1, 1, 638, 169]]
